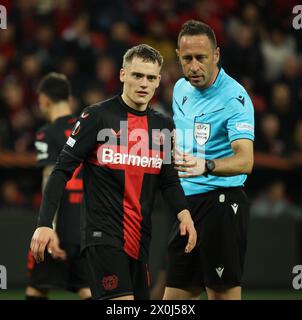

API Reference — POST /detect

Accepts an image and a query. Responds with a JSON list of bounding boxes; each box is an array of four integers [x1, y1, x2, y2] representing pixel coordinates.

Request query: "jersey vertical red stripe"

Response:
[[123, 113, 148, 259]]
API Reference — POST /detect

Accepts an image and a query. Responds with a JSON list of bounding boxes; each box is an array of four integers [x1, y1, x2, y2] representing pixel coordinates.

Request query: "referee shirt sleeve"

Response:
[[226, 94, 255, 143]]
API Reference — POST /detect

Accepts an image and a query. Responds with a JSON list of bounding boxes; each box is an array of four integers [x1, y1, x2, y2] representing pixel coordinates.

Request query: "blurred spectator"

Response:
[[143, 19, 175, 63], [19, 53, 42, 110], [1, 80, 35, 152], [53, 0, 80, 35], [0, 180, 26, 208], [82, 86, 106, 107], [240, 77, 267, 114], [222, 22, 264, 86], [0, 23, 17, 61], [269, 82, 297, 143], [191, 0, 225, 45], [106, 21, 136, 63], [13, 0, 40, 44], [290, 120, 302, 166], [251, 180, 301, 219], [93, 55, 119, 95], [57, 56, 84, 99], [278, 55, 302, 112], [61, 14, 95, 75], [255, 113, 286, 156], [261, 28, 296, 82]]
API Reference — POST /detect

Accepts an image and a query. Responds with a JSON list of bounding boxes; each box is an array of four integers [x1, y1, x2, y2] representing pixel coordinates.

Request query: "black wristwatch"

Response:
[[205, 159, 215, 174]]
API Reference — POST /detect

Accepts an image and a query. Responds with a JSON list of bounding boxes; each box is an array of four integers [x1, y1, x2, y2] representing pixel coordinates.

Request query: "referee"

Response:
[[164, 20, 255, 300]]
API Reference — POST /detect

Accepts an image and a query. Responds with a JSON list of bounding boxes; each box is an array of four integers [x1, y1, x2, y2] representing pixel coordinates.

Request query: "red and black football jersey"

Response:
[[38, 96, 188, 261], [35, 115, 83, 245]]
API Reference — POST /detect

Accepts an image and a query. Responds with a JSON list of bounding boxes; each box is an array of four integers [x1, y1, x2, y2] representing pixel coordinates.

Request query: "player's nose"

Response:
[[140, 76, 148, 88]]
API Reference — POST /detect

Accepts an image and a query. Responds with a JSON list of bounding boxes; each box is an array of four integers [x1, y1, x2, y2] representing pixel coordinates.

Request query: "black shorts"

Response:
[[27, 244, 89, 292], [166, 187, 250, 290], [84, 245, 150, 300]]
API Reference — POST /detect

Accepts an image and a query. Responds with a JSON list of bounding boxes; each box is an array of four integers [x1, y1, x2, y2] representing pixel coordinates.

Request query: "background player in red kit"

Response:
[[30, 45, 196, 300], [26, 73, 91, 300]]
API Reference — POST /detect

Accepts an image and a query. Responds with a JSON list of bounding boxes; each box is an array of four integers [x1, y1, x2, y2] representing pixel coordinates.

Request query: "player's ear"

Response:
[[120, 68, 125, 83], [176, 49, 180, 60], [214, 47, 220, 64], [155, 74, 161, 88], [39, 93, 50, 108]]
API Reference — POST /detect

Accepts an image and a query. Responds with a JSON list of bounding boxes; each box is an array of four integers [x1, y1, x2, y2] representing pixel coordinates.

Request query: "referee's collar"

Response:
[[211, 67, 223, 89], [202, 67, 223, 92]]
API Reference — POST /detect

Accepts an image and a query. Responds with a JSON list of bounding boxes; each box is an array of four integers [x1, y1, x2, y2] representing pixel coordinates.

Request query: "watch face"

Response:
[[207, 160, 215, 171]]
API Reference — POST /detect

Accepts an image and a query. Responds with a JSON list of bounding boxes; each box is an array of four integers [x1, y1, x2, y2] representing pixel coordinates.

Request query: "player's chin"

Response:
[[135, 95, 150, 104]]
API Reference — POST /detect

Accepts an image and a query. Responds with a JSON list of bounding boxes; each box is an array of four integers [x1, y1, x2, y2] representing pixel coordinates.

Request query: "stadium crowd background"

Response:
[[0, 0, 302, 290]]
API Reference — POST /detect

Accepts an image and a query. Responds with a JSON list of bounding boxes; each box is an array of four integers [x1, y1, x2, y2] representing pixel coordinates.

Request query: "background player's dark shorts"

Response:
[[166, 187, 250, 290], [27, 244, 89, 292], [84, 245, 150, 300]]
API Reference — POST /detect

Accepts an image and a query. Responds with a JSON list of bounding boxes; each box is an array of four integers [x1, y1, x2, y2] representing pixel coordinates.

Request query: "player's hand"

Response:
[[174, 149, 206, 178], [30, 227, 64, 262], [49, 243, 67, 261], [177, 210, 197, 253]]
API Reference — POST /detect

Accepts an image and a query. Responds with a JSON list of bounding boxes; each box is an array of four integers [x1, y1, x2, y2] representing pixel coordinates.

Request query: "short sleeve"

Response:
[[62, 106, 99, 161], [226, 94, 255, 143]]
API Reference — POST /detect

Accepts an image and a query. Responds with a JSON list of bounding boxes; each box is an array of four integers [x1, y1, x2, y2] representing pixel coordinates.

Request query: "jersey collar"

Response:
[[118, 95, 149, 116]]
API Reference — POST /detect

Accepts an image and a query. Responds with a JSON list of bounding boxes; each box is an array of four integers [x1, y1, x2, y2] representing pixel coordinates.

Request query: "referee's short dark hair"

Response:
[[38, 72, 71, 102], [178, 20, 217, 49], [122, 44, 163, 69]]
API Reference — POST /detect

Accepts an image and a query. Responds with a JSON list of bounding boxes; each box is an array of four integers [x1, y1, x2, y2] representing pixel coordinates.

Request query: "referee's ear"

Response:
[[214, 47, 220, 65]]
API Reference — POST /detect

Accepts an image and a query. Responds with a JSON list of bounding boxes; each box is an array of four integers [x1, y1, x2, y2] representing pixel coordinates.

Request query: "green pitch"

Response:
[[0, 289, 301, 300]]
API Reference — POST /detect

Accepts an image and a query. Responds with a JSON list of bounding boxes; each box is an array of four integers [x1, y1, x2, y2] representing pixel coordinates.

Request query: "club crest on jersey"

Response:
[[194, 123, 210, 146]]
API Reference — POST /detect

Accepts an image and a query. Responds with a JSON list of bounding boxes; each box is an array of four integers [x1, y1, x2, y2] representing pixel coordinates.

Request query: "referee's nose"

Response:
[[189, 57, 200, 73]]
